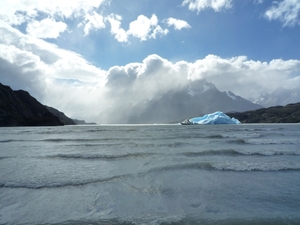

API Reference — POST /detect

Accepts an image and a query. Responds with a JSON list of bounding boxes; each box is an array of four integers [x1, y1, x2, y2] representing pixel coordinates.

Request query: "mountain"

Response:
[[227, 102, 300, 123], [255, 87, 300, 107], [72, 119, 97, 125], [97, 79, 263, 124], [45, 106, 76, 125], [0, 83, 79, 126], [45, 106, 97, 125], [0, 83, 63, 126]]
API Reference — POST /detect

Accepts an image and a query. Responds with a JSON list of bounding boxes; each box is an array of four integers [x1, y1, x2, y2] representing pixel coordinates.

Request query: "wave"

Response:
[[227, 138, 300, 145], [215, 161, 300, 171], [46, 152, 154, 160], [0, 156, 12, 160], [0, 138, 96, 143], [0, 139, 12, 143], [42, 138, 102, 142], [0, 139, 25, 143], [2, 161, 299, 189], [0, 174, 129, 189], [227, 139, 248, 144], [182, 149, 238, 156], [43, 217, 300, 225], [182, 149, 300, 157], [164, 142, 192, 148], [146, 162, 300, 174], [246, 139, 300, 145]]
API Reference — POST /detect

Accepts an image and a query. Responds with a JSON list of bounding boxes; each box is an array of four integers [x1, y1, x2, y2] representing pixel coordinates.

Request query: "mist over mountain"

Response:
[[255, 87, 300, 107], [97, 79, 262, 124]]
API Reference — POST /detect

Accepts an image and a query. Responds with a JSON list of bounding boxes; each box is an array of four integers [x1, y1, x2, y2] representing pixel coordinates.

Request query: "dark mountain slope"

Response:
[[0, 83, 63, 126], [227, 102, 300, 123], [45, 106, 75, 125]]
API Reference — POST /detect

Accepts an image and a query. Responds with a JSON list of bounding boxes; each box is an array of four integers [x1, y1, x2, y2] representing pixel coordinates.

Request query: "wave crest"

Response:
[[46, 153, 154, 160], [182, 149, 300, 157]]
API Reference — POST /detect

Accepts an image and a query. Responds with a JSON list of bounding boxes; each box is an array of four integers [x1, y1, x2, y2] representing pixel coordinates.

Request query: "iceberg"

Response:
[[181, 111, 241, 125]]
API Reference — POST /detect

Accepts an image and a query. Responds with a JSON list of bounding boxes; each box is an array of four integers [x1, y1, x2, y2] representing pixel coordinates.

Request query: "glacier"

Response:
[[181, 111, 241, 125]]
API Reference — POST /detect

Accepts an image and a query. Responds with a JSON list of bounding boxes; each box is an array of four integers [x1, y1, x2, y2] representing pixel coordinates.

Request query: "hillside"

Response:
[[0, 83, 77, 126], [0, 83, 63, 126], [45, 106, 76, 125], [227, 103, 300, 123]]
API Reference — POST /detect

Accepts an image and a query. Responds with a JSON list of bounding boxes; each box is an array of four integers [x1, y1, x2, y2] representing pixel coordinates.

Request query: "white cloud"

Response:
[[0, 0, 185, 43], [150, 26, 169, 39], [106, 14, 128, 43], [0, 22, 107, 119], [26, 18, 67, 39], [106, 54, 300, 103], [182, 0, 233, 13], [127, 14, 169, 41], [265, 0, 300, 27], [83, 12, 106, 36], [106, 54, 188, 102], [128, 14, 158, 41], [106, 14, 169, 43], [0, 0, 107, 40], [186, 54, 300, 100], [0, 0, 106, 25], [164, 18, 191, 30], [254, 0, 264, 4]]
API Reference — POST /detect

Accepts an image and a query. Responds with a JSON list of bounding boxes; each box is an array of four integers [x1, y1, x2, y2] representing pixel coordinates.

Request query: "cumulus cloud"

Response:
[[0, 0, 107, 39], [106, 55, 188, 102], [164, 18, 191, 30], [81, 12, 106, 36], [106, 14, 169, 43], [186, 55, 300, 100], [0, 22, 107, 120], [26, 18, 67, 39], [0, 0, 106, 25], [0, 0, 186, 42], [106, 14, 128, 43], [128, 14, 159, 41], [265, 0, 300, 27], [105, 54, 300, 104], [182, 0, 233, 13]]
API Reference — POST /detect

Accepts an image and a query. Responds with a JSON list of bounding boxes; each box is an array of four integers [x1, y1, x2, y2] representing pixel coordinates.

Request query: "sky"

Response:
[[0, 0, 300, 121]]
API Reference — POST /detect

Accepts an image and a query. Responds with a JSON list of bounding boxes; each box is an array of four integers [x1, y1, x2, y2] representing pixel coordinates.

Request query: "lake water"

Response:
[[0, 124, 300, 225]]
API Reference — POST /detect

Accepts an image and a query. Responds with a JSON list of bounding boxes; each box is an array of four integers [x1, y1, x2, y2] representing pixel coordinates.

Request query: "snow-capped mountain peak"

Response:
[[255, 87, 300, 107]]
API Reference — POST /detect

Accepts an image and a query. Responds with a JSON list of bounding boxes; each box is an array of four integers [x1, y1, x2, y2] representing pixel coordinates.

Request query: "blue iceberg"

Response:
[[181, 111, 241, 125]]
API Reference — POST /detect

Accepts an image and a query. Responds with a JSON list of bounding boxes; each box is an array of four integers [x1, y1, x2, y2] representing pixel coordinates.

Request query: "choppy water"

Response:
[[0, 124, 300, 224]]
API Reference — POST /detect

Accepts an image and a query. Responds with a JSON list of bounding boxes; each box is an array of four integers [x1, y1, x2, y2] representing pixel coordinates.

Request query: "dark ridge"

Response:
[[45, 106, 76, 125], [227, 102, 300, 123], [0, 83, 63, 126], [72, 119, 97, 125], [0, 83, 95, 126]]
